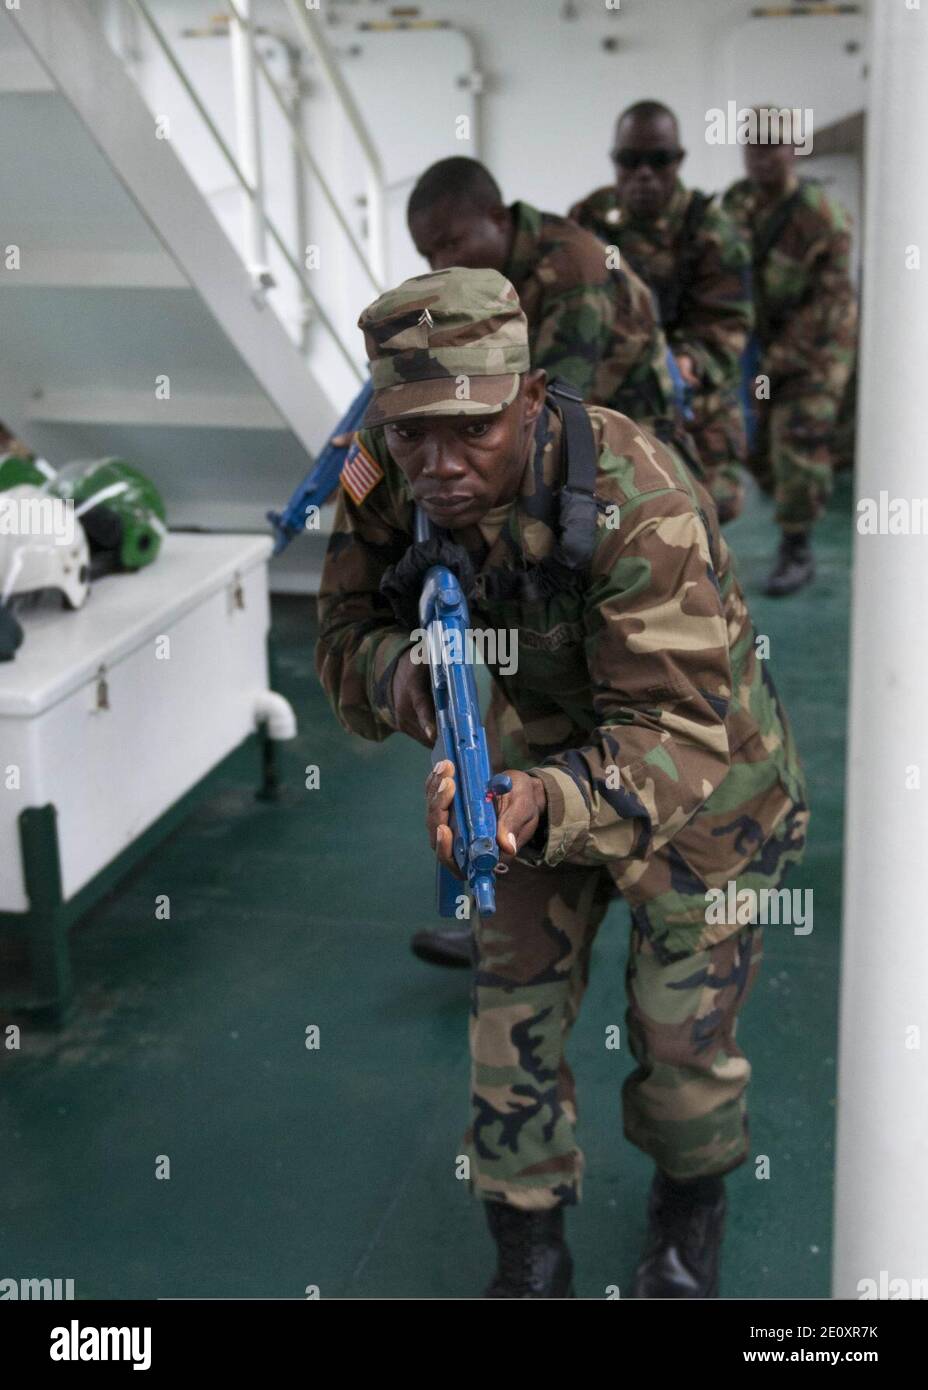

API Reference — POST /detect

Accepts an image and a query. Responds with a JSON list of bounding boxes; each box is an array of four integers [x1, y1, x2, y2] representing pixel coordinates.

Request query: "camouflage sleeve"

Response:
[[314, 463, 415, 743], [765, 221, 857, 393], [670, 206, 753, 388], [607, 266, 667, 393], [567, 193, 596, 232], [523, 489, 732, 870], [566, 186, 615, 244], [529, 278, 617, 398]]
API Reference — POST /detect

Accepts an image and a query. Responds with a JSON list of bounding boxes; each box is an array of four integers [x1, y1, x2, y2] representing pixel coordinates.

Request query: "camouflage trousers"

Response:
[[749, 391, 842, 532], [465, 856, 765, 1210]]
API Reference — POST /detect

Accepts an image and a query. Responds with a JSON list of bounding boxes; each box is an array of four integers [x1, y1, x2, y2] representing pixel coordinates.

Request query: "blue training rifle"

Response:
[[415, 507, 512, 918], [267, 377, 375, 555]]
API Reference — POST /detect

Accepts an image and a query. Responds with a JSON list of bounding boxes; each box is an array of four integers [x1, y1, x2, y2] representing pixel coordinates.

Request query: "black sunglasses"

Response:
[[611, 148, 683, 171]]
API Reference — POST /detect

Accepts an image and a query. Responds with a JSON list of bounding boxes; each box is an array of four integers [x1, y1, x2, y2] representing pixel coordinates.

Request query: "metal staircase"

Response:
[[0, 0, 388, 592]]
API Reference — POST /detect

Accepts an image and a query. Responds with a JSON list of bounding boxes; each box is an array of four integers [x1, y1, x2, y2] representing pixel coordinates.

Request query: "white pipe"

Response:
[[832, 2, 928, 1298], [229, 0, 270, 281], [254, 690, 297, 742]]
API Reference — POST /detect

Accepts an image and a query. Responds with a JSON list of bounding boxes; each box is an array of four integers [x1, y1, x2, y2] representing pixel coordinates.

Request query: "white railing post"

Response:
[[229, 0, 272, 287], [284, 0, 389, 283], [364, 172, 388, 287]]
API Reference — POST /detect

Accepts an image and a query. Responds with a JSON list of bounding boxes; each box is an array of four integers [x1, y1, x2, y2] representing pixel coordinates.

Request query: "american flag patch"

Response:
[[340, 436, 384, 506]]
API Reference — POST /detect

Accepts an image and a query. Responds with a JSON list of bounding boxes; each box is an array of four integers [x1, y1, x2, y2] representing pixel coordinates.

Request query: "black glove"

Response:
[[379, 535, 477, 631]]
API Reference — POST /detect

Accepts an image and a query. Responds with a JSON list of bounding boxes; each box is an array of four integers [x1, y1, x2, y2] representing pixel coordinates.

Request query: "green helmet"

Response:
[[52, 458, 167, 571], [0, 452, 57, 492]]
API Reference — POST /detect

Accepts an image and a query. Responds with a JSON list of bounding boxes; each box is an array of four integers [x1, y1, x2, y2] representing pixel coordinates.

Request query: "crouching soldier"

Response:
[[723, 127, 858, 594], [315, 267, 809, 1298]]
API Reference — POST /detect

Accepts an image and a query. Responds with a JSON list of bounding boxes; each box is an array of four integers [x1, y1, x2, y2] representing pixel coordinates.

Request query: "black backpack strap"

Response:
[[752, 181, 809, 338], [544, 378, 599, 572], [665, 190, 714, 328], [428, 380, 601, 609], [682, 189, 713, 244], [627, 191, 712, 331], [480, 381, 600, 604]]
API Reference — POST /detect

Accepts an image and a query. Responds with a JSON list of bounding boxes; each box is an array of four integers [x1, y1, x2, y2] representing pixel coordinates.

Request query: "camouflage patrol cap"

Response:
[[357, 267, 531, 428]]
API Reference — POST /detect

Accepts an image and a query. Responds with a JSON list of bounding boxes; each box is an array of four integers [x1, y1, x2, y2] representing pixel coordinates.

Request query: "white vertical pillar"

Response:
[[833, 2, 928, 1298], [229, 0, 269, 282]]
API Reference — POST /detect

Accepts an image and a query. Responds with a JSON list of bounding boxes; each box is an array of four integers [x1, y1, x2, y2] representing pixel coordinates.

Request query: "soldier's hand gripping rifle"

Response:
[[414, 507, 512, 918], [267, 378, 374, 555]]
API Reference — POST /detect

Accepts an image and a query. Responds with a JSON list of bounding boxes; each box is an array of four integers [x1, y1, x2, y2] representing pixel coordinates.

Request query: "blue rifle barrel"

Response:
[[267, 377, 374, 555], [415, 508, 510, 917], [739, 333, 761, 453], [665, 347, 695, 423]]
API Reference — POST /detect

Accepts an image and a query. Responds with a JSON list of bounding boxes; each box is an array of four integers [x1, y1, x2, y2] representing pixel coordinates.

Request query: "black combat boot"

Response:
[[764, 531, 815, 596], [632, 1169, 726, 1299], [409, 924, 474, 968], [484, 1203, 576, 1298]]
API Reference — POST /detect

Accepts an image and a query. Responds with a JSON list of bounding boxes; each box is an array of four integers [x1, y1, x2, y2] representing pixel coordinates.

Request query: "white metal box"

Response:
[[0, 533, 288, 914]]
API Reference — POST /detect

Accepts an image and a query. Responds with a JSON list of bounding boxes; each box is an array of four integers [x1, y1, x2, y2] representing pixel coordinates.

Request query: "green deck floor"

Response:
[[0, 474, 851, 1299]]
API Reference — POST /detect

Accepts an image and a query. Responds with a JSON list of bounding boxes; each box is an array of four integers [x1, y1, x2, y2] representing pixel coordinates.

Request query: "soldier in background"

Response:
[[570, 100, 753, 524], [406, 156, 686, 447], [723, 125, 858, 595], [315, 267, 808, 1298]]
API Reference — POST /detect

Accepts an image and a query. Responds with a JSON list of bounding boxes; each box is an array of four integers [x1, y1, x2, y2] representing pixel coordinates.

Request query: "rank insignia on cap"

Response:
[[340, 435, 384, 506]]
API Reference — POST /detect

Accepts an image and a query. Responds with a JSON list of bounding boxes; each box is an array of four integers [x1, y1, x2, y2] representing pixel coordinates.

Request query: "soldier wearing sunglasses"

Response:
[[570, 101, 753, 526]]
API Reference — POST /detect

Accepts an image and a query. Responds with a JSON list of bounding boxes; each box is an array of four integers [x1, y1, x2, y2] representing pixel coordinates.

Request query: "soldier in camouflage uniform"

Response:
[[406, 157, 686, 446], [570, 100, 753, 524], [405, 155, 705, 971], [315, 267, 809, 1298], [723, 129, 858, 595]]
